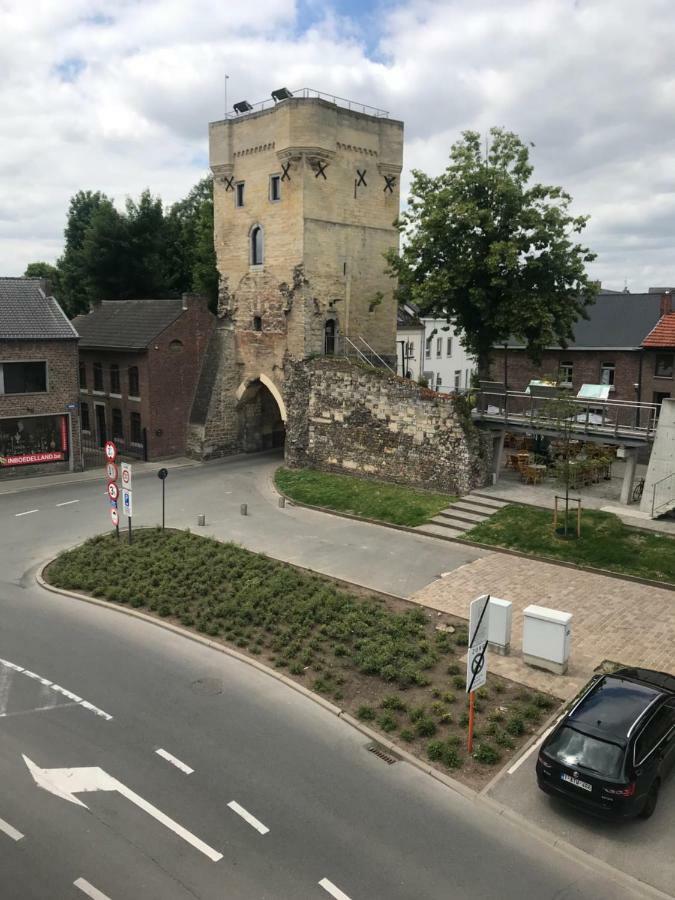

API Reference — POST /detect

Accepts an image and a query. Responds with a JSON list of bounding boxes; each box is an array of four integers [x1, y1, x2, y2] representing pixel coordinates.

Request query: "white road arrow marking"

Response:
[[23, 756, 222, 862]]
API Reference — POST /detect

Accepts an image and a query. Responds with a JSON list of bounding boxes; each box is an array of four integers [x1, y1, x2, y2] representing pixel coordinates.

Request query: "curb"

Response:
[[36, 565, 670, 899], [275, 481, 675, 593]]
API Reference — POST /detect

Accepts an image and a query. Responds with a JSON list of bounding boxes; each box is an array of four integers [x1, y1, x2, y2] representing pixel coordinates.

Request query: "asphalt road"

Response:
[[0, 456, 656, 898]]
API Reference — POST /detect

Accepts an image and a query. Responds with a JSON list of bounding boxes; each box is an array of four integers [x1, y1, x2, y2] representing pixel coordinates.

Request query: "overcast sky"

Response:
[[2, 0, 674, 291]]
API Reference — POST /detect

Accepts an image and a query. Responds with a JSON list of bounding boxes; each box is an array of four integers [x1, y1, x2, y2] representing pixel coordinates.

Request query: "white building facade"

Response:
[[395, 305, 476, 390]]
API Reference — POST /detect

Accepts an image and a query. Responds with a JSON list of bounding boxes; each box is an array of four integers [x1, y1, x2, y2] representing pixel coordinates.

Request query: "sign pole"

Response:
[[162, 479, 165, 530], [128, 516, 132, 545], [467, 691, 476, 754]]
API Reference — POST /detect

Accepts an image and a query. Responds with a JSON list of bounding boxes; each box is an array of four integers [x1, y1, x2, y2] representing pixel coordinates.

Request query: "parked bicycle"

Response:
[[632, 477, 645, 502]]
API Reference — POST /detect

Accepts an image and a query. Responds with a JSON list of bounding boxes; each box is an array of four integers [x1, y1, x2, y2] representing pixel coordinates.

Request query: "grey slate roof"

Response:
[[397, 303, 422, 328], [503, 292, 664, 350], [72, 299, 185, 350], [0, 277, 77, 340]]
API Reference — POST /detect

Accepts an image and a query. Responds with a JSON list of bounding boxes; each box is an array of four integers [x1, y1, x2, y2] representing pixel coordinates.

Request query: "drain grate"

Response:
[[367, 743, 398, 765]]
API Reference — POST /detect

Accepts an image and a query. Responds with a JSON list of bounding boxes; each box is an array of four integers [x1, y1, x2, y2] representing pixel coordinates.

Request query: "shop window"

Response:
[[110, 364, 120, 394], [112, 408, 124, 442], [128, 366, 139, 397], [235, 182, 245, 208], [559, 362, 574, 386], [80, 402, 90, 432], [446, 337, 453, 356], [0, 361, 47, 394], [130, 412, 142, 445], [655, 353, 674, 378], [436, 337, 442, 358], [93, 362, 103, 391], [0, 414, 69, 465], [79, 362, 87, 390], [600, 362, 615, 387], [251, 225, 263, 266], [269, 175, 281, 202]]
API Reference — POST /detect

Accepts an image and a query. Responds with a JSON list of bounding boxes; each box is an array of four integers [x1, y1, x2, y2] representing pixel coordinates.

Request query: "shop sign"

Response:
[[0, 451, 65, 467]]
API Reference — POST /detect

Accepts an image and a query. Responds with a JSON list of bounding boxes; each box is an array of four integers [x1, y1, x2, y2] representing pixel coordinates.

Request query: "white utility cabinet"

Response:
[[488, 597, 512, 655], [522, 605, 572, 675]]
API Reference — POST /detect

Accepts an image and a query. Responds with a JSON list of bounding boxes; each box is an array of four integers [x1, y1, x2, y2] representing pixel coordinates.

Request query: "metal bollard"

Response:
[[240, 503, 247, 516], [278, 496, 286, 508], [197, 514, 206, 526]]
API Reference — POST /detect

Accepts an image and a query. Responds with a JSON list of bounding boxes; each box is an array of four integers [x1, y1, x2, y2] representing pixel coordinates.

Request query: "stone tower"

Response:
[[188, 92, 404, 458]]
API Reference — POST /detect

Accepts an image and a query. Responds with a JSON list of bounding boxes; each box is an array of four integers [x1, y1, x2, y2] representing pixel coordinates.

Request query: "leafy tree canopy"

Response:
[[25, 178, 218, 318], [387, 128, 598, 374]]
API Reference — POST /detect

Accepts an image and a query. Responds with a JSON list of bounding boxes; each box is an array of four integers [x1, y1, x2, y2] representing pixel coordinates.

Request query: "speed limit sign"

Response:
[[107, 481, 119, 501], [110, 506, 119, 527], [104, 440, 117, 462]]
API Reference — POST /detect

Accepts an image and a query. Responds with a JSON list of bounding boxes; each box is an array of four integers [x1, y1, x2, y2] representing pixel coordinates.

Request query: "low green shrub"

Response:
[[381, 695, 407, 711], [427, 740, 445, 761], [442, 691, 457, 704], [494, 730, 515, 749], [409, 706, 427, 723], [399, 728, 415, 743], [378, 713, 398, 733], [357, 705, 376, 721], [506, 715, 525, 736], [414, 717, 437, 738], [452, 675, 466, 690], [533, 693, 555, 710], [446, 663, 461, 676], [473, 742, 501, 765]]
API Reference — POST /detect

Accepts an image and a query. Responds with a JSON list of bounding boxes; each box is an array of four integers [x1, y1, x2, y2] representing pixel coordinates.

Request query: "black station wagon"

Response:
[[537, 667, 675, 819]]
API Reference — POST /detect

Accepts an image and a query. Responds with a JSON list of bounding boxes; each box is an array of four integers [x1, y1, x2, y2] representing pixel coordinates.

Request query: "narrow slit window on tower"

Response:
[[251, 225, 263, 266], [269, 175, 281, 202], [235, 182, 245, 208], [253, 315, 262, 332]]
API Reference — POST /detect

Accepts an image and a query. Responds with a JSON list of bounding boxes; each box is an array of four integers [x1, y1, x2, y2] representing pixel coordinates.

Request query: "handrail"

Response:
[[353, 336, 395, 373], [220, 88, 390, 121], [652, 472, 675, 517]]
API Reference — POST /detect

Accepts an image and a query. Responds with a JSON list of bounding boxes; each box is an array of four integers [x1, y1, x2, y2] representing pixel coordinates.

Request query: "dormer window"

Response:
[[251, 225, 263, 266]]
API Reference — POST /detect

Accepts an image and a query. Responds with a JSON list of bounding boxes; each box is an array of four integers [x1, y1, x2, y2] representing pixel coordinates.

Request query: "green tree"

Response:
[[387, 128, 598, 375], [23, 261, 59, 283], [57, 190, 110, 316], [166, 176, 218, 311]]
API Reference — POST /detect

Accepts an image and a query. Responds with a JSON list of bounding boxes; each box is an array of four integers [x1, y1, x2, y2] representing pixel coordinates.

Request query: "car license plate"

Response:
[[561, 773, 592, 792]]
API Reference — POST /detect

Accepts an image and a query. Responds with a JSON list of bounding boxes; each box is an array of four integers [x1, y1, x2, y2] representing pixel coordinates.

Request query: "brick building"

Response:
[[490, 290, 667, 404], [0, 277, 81, 478], [73, 295, 215, 461], [641, 293, 675, 407]]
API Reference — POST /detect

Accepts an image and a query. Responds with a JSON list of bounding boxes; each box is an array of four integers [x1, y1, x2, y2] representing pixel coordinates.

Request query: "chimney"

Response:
[[38, 278, 52, 297], [660, 292, 673, 316]]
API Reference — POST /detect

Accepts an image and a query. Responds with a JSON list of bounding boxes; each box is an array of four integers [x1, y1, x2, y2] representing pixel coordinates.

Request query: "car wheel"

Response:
[[639, 781, 660, 820]]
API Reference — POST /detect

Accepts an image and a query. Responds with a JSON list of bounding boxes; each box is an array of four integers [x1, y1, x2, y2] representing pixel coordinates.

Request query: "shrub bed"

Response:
[[46, 529, 556, 789]]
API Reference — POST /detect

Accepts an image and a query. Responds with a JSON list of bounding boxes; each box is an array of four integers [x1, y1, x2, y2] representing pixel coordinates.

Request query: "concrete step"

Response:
[[437, 508, 487, 526], [429, 515, 472, 531], [415, 523, 466, 541], [466, 492, 509, 509], [449, 502, 493, 518]]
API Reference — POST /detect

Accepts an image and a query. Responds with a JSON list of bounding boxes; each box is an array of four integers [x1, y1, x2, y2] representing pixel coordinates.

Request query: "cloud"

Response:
[[1, 0, 674, 292]]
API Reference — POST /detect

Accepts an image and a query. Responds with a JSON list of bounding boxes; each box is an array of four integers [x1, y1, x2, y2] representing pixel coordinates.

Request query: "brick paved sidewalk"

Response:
[[411, 555, 675, 700]]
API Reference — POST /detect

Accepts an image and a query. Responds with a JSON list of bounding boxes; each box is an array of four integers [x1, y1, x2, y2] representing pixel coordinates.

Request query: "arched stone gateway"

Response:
[[236, 376, 286, 451]]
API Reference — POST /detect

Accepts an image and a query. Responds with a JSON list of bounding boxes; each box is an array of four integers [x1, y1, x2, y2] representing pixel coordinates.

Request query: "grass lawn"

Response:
[[46, 529, 557, 788], [464, 506, 675, 585], [274, 466, 454, 527]]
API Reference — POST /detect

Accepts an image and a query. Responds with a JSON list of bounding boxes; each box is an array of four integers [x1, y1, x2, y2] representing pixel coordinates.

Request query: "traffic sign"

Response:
[[466, 594, 490, 693], [106, 462, 118, 482], [107, 482, 119, 502], [122, 488, 132, 517], [121, 462, 132, 488], [110, 507, 119, 527], [104, 441, 117, 462]]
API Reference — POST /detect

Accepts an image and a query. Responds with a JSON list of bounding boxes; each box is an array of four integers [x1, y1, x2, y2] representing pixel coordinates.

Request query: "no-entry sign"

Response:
[[104, 441, 117, 462]]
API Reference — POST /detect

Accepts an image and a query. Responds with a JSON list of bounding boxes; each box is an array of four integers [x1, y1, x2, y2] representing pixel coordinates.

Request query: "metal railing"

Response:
[[222, 87, 389, 121], [652, 472, 675, 517], [337, 335, 396, 373], [472, 389, 660, 442]]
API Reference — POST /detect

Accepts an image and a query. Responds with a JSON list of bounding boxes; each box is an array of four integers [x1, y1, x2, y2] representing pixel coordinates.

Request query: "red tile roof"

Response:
[[643, 313, 675, 348]]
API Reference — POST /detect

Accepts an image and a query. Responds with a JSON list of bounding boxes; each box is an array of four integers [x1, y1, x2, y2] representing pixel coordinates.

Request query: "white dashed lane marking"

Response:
[[14, 509, 38, 517], [155, 748, 194, 774], [227, 801, 269, 835], [319, 878, 352, 900], [0, 816, 23, 842], [74, 878, 111, 899], [56, 499, 79, 507]]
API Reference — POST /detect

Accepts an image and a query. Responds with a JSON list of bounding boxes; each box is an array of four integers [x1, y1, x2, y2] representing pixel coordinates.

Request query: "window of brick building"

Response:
[[128, 366, 139, 397], [80, 402, 90, 432], [655, 353, 674, 378], [112, 408, 124, 442], [559, 362, 574, 386], [79, 362, 87, 390], [130, 412, 142, 445], [0, 361, 47, 394], [235, 182, 245, 208], [110, 364, 120, 395], [269, 175, 281, 202], [600, 362, 615, 387], [93, 362, 103, 391]]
